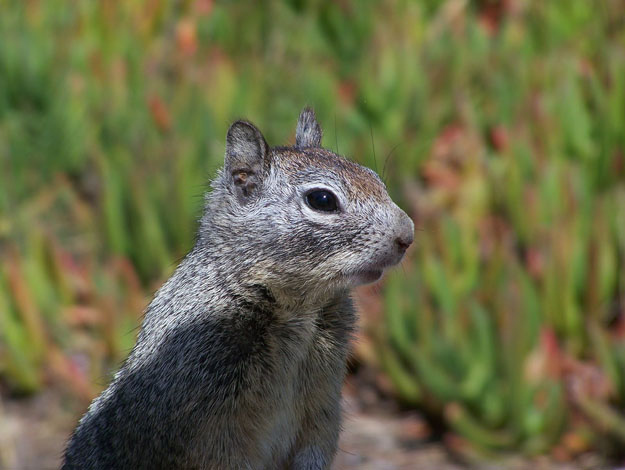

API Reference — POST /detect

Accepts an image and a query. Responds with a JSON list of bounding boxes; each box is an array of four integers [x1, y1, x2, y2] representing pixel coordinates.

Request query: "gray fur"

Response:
[[63, 108, 414, 470]]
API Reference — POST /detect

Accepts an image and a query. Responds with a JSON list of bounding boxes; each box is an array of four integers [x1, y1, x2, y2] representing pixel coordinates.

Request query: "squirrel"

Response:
[[62, 107, 414, 470]]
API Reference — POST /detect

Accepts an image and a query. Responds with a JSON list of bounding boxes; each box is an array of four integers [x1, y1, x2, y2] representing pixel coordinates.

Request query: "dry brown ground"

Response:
[[0, 374, 613, 470]]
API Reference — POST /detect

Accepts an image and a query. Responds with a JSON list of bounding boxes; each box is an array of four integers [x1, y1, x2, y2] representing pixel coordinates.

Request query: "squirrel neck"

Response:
[[178, 238, 349, 321]]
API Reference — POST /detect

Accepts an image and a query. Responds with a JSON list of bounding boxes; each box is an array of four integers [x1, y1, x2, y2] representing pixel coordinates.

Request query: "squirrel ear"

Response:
[[295, 107, 322, 148], [224, 120, 270, 204]]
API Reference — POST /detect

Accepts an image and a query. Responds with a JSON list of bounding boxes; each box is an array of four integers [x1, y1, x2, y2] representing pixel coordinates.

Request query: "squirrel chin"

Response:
[[344, 252, 408, 286], [345, 269, 384, 286]]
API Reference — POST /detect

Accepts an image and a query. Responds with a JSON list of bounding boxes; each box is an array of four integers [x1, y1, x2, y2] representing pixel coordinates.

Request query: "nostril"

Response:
[[395, 235, 413, 252]]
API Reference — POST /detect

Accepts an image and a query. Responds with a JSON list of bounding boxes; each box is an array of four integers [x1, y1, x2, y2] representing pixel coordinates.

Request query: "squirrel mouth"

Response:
[[345, 269, 384, 285]]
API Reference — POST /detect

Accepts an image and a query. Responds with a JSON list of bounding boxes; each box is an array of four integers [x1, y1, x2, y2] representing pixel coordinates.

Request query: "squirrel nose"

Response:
[[394, 213, 414, 254]]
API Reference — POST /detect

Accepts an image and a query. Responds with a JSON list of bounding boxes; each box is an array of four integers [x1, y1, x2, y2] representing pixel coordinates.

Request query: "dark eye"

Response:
[[306, 190, 338, 212]]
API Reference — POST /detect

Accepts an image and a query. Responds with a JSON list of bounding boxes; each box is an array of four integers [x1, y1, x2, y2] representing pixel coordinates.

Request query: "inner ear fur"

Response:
[[296, 107, 322, 148], [224, 120, 270, 203]]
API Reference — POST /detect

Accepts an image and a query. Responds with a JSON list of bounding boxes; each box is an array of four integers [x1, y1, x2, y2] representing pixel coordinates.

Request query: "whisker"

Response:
[[372, 283, 381, 296], [382, 142, 402, 183], [334, 113, 339, 154], [369, 125, 378, 173]]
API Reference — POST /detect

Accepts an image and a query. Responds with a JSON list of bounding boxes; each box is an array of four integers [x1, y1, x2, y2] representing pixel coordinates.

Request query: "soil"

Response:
[[1, 378, 457, 470], [0, 372, 613, 470]]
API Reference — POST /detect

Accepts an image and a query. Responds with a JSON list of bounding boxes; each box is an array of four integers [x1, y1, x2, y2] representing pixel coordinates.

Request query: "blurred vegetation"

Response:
[[1, 0, 624, 463]]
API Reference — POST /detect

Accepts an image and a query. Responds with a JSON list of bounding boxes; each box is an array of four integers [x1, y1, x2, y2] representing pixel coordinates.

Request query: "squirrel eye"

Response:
[[306, 190, 338, 212]]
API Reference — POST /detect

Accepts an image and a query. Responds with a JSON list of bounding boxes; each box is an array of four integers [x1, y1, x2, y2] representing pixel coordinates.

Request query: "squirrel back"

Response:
[[63, 108, 414, 469]]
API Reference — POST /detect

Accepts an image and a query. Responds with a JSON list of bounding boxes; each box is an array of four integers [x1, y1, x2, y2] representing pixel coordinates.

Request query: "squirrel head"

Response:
[[201, 107, 414, 303]]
